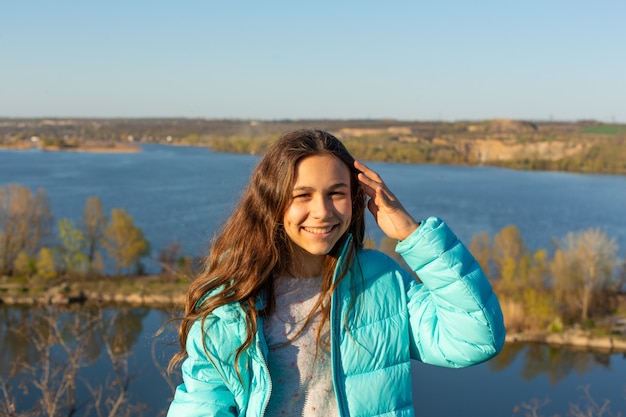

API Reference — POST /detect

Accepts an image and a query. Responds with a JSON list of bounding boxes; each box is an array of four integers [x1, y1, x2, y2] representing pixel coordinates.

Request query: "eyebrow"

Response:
[[292, 183, 350, 192]]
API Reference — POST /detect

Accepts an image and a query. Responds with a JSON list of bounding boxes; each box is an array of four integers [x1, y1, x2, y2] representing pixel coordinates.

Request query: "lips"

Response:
[[302, 225, 336, 234]]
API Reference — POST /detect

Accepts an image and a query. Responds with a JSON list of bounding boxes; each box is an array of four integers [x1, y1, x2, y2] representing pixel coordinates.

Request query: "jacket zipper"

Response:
[[331, 235, 352, 417], [331, 294, 349, 417], [257, 318, 273, 417]]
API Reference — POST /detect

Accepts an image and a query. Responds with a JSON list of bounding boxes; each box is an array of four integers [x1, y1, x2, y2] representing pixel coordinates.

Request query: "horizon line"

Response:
[[1, 116, 624, 125]]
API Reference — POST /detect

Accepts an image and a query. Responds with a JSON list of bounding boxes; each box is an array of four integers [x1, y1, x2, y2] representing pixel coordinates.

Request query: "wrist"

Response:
[[397, 220, 420, 241]]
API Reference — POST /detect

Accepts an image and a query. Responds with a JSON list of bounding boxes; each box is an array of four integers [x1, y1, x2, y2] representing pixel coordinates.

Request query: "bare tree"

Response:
[[158, 240, 183, 278], [514, 397, 552, 417], [0, 360, 29, 417], [550, 229, 620, 321], [82, 197, 107, 275], [569, 385, 622, 417], [514, 386, 623, 417]]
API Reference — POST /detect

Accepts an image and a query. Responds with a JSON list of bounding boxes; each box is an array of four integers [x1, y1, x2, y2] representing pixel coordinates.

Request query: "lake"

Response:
[[1, 144, 625, 416]]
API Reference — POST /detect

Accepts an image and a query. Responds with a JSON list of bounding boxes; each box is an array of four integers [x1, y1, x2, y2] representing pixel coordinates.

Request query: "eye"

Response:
[[293, 193, 311, 200]]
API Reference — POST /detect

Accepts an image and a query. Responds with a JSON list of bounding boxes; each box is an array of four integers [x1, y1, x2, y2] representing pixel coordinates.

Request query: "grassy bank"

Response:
[[0, 274, 188, 307]]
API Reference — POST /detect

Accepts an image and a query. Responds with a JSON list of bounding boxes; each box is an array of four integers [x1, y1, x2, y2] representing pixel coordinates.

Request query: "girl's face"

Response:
[[283, 154, 352, 277]]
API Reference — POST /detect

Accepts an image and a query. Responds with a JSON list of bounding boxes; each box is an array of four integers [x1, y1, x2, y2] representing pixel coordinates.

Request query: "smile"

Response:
[[302, 225, 336, 235]]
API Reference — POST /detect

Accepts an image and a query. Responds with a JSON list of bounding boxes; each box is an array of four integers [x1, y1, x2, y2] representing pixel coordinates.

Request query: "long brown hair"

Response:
[[169, 129, 366, 373]]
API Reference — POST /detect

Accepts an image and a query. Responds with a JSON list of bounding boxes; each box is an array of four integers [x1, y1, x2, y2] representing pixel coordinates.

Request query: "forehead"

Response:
[[293, 155, 350, 186]]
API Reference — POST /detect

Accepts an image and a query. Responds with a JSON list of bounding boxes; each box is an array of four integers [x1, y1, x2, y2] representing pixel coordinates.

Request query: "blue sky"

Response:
[[1, 1, 625, 122]]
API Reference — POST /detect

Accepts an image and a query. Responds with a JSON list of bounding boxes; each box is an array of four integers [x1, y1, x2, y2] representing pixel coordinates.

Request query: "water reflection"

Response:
[[1, 306, 624, 417], [489, 342, 615, 385], [0, 305, 151, 416], [0, 306, 149, 368]]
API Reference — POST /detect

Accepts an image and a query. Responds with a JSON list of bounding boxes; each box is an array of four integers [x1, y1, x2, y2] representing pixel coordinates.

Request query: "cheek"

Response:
[[339, 200, 353, 221], [283, 204, 306, 225]]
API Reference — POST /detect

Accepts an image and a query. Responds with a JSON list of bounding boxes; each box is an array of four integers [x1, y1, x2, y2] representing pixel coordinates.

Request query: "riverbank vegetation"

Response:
[[468, 226, 626, 339], [1, 118, 625, 174], [368, 226, 626, 350], [0, 185, 192, 305], [1, 184, 625, 346]]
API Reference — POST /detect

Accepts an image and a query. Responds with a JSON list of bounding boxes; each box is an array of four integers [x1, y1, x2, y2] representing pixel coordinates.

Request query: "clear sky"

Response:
[[1, 1, 625, 122]]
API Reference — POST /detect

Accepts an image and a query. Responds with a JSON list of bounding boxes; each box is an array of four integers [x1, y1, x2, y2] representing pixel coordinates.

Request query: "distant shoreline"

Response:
[[2, 118, 626, 174], [0, 143, 142, 153]]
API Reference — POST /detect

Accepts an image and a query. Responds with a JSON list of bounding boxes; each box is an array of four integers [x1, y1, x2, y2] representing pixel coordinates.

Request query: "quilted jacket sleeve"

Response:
[[166, 322, 238, 417], [396, 216, 506, 368]]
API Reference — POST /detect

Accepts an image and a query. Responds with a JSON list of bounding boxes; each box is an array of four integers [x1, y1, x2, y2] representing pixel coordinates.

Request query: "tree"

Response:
[[82, 196, 107, 273], [488, 226, 553, 331], [13, 250, 35, 277], [36, 248, 57, 280], [158, 240, 183, 278], [550, 228, 620, 321], [492, 225, 528, 297], [57, 219, 88, 275], [90, 250, 106, 276], [102, 209, 150, 275], [0, 185, 53, 275], [520, 249, 554, 329], [469, 231, 492, 279]]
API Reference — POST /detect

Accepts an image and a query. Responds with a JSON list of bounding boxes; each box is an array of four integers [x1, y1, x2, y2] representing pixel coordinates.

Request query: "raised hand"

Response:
[[355, 161, 420, 241]]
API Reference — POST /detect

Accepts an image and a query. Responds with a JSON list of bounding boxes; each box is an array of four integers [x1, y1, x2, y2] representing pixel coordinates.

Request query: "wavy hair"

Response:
[[169, 129, 366, 374]]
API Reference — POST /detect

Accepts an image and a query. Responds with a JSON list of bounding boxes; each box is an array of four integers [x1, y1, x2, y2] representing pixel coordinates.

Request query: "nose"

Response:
[[311, 195, 333, 219]]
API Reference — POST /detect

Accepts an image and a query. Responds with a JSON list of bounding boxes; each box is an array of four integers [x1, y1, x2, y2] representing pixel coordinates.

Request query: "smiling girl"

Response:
[[167, 129, 505, 417]]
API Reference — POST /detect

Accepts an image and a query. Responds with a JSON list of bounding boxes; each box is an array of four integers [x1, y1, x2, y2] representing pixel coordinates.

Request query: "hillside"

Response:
[[1, 118, 625, 174]]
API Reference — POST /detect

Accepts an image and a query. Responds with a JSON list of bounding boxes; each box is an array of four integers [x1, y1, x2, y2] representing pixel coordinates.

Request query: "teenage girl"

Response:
[[167, 129, 505, 417]]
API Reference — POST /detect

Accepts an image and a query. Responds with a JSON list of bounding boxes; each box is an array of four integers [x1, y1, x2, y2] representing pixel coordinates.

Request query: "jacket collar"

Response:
[[333, 233, 353, 284]]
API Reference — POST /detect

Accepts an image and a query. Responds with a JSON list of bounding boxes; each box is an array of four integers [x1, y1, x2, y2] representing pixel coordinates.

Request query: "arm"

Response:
[[167, 323, 239, 417], [398, 217, 505, 367], [355, 161, 505, 367]]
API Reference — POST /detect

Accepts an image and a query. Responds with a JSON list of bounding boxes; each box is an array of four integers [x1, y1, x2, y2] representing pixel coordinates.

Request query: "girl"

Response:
[[167, 129, 505, 417]]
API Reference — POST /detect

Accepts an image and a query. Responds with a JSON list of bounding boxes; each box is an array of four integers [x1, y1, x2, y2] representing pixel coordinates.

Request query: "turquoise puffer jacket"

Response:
[[167, 217, 506, 416]]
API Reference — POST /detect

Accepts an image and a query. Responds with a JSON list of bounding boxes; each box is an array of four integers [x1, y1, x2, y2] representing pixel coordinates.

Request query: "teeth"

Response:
[[303, 226, 333, 234]]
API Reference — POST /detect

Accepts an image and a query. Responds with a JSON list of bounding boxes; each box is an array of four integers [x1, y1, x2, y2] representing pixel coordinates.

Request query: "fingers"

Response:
[[355, 160, 420, 240], [367, 195, 379, 217], [355, 160, 383, 183], [355, 161, 382, 198], [355, 160, 395, 203]]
